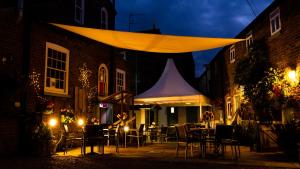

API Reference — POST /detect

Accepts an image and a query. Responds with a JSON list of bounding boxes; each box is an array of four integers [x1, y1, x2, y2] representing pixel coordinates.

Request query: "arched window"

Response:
[[98, 64, 108, 96], [100, 7, 108, 29]]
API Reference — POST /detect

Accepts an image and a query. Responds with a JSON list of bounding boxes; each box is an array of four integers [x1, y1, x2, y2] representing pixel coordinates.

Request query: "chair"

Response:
[[83, 124, 106, 155], [127, 124, 145, 148], [215, 125, 240, 160], [175, 124, 200, 159], [104, 124, 120, 153], [62, 124, 84, 155], [159, 127, 168, 143]]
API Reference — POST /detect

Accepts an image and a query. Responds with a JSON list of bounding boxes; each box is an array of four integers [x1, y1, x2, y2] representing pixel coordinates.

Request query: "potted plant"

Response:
[[32, 121, 53, 156]]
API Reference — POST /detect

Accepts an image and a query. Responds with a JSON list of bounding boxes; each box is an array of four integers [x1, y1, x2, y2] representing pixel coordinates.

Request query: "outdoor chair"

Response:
[[83, 124, 106, 155], [215, 125, 240, 160], [103, 124, 120, 153], [62, 123, 84, 155], [175, 124, 201, 159], [165, 126, 177, 142], [159, 127, 168, 143], [127, 124, 145, 148]]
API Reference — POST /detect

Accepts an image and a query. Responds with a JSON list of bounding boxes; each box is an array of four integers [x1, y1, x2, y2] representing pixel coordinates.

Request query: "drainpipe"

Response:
[[21, 0, 31, 113], [16, 0, 24, 23]]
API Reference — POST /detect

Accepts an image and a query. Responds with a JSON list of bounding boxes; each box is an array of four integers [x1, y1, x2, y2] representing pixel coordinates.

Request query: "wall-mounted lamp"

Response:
[[286, 69, 298, 85], [170, 107, 175, 114], [2, 56, 7, 64], [48, 118, 58, 128]]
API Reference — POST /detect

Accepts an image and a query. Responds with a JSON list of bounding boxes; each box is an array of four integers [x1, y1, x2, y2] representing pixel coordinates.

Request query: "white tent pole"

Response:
[[199, 103, 202, 122]]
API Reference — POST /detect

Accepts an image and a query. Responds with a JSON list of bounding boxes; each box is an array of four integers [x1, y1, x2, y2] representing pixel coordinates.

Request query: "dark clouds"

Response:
[[115, 0, 273, 77]]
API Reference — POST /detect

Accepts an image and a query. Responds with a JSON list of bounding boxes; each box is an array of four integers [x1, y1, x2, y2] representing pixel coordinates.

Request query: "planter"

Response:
[[34, 140, 52, 157]]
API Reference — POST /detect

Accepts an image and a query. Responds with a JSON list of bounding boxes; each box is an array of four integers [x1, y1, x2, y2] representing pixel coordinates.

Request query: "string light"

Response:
[[78, 63, 97, 113], [79, 63, 92, 89], [28, 70, 48, 104]]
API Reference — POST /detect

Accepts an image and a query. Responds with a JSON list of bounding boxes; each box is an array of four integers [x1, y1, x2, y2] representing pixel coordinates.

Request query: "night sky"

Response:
[[115, 0, 273, 77]]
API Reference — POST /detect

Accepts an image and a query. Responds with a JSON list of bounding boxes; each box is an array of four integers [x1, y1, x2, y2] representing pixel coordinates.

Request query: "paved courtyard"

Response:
[[2, 142, 298, 169]]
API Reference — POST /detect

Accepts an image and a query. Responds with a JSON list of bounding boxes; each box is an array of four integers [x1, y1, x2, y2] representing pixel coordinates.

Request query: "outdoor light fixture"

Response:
[[171, 107, 175, 114], [287, 70, 298, 84], [48, 118, 57, 127], [124, 125, 129, 132], [77, 118, 85, 126]]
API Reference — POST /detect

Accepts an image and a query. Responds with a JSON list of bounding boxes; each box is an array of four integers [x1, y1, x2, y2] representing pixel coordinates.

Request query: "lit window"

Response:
[[234, 95, 241, 112], [75, 0, 85, 24], [44, 42, 69, 95], [226, 97, 232, 119], [116, 68, 126, 92], [269, 8, 281, 36], [229, 45, 235, 63], [98, 64, 108, 96], [100, 7, 108, 29], [245, 33, 253, 52]]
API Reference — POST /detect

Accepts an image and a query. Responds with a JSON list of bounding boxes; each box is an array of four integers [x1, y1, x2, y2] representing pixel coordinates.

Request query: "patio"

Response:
[[56, 143, 300, 168]]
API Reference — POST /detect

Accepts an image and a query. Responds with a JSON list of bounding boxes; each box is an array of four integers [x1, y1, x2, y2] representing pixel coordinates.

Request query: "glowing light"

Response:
[[185, 102, 191, 105], [124, 126, 129, 132], [171, 107, 175, 113], [288, 70, 297, 83], [49, 118, 57, 127], [77, 118, 85, 126], [29, 71, 48, 103]]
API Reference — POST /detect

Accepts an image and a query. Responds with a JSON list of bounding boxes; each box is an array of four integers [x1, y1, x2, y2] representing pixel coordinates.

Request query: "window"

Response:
[[269, 8, 281, 36], [75, 0, 84, 24], [245, 33, 253, 52], [229, 45, 235, 63], [98, 64, 108, 96], [44, 42, 69, 95], [226, 97, 232, 120], [116, 68, 126, 92], [234, 95, 241, 112], [100, 7, 108, 29]]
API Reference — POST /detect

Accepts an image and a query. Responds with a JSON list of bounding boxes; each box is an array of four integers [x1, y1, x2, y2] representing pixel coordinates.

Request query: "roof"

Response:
[[134, 59, 210, 106]]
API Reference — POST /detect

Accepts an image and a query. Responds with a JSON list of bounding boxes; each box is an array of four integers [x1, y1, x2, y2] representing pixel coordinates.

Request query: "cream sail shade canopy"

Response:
[[51, 23, 243, 53]]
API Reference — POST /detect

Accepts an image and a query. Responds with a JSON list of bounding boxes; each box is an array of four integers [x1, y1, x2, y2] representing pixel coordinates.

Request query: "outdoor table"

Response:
[[188, 128, 216, 158]]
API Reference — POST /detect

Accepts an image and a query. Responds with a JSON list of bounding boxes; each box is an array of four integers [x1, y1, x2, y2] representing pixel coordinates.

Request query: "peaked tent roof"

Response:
[[51, 23, 243, 53], [134, 59, 210, 106]]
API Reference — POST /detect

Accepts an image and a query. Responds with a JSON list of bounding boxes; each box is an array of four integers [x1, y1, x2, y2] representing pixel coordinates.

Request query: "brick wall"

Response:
[[199, 0, 300, 119], [0, 9, 24, 114], [28, 22, 130, 114]]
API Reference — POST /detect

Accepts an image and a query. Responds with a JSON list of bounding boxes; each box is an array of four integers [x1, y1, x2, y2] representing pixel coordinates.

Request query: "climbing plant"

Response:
[[234, 40, 273, 122]]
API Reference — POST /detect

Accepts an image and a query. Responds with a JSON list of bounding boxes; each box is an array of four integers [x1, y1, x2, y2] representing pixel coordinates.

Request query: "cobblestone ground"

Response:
[[1, 143, 298, 169], [0, 155, 293, 169]]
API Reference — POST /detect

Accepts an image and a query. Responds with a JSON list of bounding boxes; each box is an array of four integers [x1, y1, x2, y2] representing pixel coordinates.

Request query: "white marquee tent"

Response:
[[134, 58, 210, 106]]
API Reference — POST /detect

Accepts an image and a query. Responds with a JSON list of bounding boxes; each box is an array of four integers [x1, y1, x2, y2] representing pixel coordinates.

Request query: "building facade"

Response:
[[198, 0, 300, 123], [0, 0, 134, 154]]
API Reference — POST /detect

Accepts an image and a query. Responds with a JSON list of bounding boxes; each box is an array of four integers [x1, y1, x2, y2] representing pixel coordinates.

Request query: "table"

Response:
[[189, 128, 216, 158]]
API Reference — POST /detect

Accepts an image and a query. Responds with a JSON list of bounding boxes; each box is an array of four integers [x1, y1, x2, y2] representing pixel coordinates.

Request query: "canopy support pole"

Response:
[[199, 103, 202, 122]]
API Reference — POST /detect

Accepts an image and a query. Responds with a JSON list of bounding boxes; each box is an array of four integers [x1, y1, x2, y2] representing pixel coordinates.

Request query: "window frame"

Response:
[[234, 95, 241, 112], [229, 45, 235, 63], [116, 68, 126, 92], [269, 7, 281, 36], [98, 64, 109, 97], [44, 42, 69, 96], [74, 0, 85, 24], [245, 33, 253, 52], [100, 7, 108, 29], [226, 97, 232, 120]]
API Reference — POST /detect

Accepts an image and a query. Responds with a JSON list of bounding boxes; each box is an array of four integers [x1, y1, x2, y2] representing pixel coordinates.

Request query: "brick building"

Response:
[[198, 0, 300, 123], [0, 0, 135, 154]]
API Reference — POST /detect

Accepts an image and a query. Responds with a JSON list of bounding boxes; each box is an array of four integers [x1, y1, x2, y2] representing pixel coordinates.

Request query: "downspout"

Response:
[[21, 0, 31, 113], [16, 0, 24, 23]]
